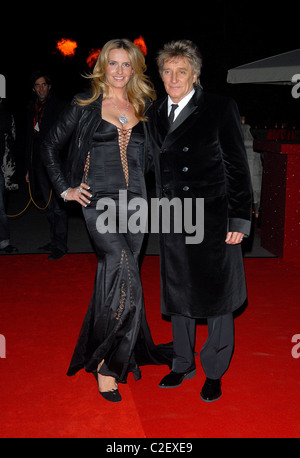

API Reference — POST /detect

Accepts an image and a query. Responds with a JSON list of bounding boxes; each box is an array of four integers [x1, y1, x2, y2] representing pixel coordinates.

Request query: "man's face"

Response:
[[33, 77, 51, 102], [161, 57, 197, 103]]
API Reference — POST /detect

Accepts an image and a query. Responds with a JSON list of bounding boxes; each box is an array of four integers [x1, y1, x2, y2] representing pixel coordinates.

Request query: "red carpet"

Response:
[[0, 253, 299, 438]]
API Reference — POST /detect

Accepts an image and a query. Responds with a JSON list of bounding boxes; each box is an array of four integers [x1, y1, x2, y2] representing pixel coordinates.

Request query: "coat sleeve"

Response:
[[41, 100, 80, 196], [218, 98, 253, 236]]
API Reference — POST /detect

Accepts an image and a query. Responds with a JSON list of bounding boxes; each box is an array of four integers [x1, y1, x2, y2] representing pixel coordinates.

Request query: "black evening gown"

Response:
[[67, 120, 172, 383]]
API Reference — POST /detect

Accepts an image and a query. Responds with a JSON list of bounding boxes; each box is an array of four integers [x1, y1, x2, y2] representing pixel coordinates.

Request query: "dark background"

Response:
[[1, 2, 300, 163]]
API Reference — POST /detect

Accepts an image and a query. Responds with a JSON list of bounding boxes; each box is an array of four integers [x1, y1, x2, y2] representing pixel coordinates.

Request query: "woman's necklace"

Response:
[[109, 96, 129, 126]]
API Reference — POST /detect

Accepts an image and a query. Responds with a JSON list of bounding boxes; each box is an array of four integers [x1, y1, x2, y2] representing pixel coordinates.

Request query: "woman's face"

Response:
[[105, 48, 133, 90]]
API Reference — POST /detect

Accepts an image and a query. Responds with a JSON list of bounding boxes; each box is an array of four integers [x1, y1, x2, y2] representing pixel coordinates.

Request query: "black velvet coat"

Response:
[[148, 88, 253, 319]]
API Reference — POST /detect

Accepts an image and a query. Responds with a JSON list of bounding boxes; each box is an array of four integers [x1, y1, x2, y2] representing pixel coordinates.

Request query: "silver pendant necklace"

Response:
[[109, 97, 129, 126]]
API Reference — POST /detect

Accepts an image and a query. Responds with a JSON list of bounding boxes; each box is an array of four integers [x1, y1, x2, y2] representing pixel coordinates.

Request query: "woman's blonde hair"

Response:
[[77, 38, 156, 120]]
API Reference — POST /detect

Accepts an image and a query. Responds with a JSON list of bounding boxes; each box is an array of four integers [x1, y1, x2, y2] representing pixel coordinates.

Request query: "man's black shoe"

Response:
[[159, 368, 196, 388], [48, 247, 66, 260], [200, 378, 222, 402], [38, 242, 52, 251]]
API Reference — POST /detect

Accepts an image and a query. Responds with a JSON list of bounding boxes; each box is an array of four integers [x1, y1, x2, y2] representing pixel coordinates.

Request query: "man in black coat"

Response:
[[25, 71, 68, 260], [148, 40, 252, 401]]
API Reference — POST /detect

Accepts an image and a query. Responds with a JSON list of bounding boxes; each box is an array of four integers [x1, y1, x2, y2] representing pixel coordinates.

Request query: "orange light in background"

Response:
[[56, 38, 78, 57], [87, 48, 101, 68], [133, 36, 147, 56]]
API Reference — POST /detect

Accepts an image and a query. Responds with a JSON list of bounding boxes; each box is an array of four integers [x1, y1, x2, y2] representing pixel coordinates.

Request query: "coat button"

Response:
[[182, 147, 189, 152], [183, 186, 189, 191], [182, 166, 188, 172]]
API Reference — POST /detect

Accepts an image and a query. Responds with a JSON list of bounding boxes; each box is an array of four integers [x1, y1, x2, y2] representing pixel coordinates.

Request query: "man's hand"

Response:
[[225, 232, 244, 245]]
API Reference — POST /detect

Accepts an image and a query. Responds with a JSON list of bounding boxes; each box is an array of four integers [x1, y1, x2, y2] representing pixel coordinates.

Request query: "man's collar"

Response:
[[167, 88, 195, 110]]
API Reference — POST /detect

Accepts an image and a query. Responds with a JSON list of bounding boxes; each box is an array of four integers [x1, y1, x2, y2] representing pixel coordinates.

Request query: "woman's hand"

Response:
[[64, 183, 92, 207]]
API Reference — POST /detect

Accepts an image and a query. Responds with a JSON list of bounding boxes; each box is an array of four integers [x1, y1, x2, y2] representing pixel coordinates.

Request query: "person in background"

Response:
[[25, 71, 68, 260], [0, 97, 17, 254], [149, 40, 252, 402]]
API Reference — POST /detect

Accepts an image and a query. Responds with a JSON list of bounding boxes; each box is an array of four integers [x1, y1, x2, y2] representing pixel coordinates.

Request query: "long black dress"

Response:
[[67, 120, 172, 383]]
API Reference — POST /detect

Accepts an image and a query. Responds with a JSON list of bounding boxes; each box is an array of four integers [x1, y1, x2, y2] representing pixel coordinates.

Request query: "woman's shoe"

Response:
[[93, 371, 122, 403], [99, 388, 122, 403]]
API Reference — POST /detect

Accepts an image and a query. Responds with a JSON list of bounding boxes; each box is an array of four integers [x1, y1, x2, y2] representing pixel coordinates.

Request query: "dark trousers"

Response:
[[0, 167, 10, 248], [32, 162, 68, 253], [171, 312, 234, 380]]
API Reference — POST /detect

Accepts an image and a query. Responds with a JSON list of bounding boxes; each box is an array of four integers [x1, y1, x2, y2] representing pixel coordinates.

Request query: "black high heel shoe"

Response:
[[92, 371, 122, 403]]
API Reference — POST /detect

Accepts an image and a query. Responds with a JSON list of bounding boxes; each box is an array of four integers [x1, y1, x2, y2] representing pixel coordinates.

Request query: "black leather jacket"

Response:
[[41, 92, 150, 196]]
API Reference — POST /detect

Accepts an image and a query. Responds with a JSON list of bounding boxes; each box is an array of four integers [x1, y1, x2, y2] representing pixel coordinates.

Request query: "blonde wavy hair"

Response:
[[77, 38, 156, 120]]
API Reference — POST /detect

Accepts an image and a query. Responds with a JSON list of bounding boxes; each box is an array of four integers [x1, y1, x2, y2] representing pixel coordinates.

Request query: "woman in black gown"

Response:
[[42, 39, 172, 403]]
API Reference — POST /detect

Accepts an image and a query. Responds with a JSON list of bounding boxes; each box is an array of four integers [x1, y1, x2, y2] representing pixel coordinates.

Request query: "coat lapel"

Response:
[[169, 96, 197, 133], [164, 88, 205, 147], [155, 88, 206, 149], [156, 98, 169, 136]]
